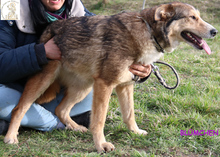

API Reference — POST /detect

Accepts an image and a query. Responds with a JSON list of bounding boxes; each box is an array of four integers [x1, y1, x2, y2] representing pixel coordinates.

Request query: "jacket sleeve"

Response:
[[0, 21, 42, 83], [80, 0, 96, 16], [84, 7, 96, 16]]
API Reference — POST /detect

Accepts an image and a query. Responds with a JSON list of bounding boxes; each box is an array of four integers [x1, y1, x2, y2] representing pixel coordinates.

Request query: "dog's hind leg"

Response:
[[55, 86, 92, 132], [115, 84, 147, 135], [4, 61, 61, 144], [90, 78, 115, 153]]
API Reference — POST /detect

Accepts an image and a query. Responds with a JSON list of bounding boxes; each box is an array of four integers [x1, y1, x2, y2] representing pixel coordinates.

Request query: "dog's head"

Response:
[[142, 2, 218, 54]]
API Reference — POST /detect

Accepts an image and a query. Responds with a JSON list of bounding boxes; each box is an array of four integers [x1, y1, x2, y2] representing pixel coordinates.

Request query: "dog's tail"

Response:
[[40, 19, 66, 43]]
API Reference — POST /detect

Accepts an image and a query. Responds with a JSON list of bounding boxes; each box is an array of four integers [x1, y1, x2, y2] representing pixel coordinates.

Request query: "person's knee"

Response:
[[0, 85, 21, 120], [0, 85, 21, 103]]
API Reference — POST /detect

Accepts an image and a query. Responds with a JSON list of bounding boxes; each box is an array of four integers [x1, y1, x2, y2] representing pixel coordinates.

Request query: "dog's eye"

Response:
[[190, 16, 196, 20]]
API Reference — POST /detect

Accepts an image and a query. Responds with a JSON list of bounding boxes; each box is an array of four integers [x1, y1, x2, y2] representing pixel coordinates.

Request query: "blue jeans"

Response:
[[0, 84, 92, 131]]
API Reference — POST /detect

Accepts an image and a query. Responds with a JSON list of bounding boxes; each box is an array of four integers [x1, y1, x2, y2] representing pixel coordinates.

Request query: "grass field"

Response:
[[0, 0, 219, 156]]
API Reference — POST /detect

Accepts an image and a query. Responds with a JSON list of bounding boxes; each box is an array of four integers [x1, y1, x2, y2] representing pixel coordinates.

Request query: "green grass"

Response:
[[0, 0, 220, 156]]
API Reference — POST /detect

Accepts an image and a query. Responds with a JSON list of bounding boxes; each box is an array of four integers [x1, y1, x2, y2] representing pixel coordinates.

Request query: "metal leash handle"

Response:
[[142, 0, 146, 9], [151, 61, 180, 90]]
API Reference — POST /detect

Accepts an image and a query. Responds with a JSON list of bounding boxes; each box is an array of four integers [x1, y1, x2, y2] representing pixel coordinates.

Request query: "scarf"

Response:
[[28, 0, 67, 22], [46, 5, 67, 22]]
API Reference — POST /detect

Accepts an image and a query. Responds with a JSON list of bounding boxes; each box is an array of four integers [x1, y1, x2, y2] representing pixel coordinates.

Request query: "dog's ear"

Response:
[[155, 4, 175, 21]]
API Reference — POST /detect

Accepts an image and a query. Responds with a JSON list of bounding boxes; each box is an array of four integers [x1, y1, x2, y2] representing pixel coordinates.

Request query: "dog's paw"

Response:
[[97, 142, 115, 153], [73, 125, 88, 132], [4, 134, 18, 144], [66, 124, 88, 133], [134, 129, 148, 135]]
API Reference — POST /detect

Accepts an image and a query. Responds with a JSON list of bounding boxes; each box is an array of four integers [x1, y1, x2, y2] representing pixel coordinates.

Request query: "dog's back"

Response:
[[40, 12, 154, 87]]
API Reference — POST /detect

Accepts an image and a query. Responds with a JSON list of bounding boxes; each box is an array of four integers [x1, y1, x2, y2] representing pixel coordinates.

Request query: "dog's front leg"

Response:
[[90, 78, 115, 153], [116, 84, 147, 135]]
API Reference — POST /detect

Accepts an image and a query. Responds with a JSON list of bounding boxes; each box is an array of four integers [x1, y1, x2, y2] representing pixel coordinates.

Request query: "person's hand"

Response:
[[44, 38, 61, 60], [129, 64, 152, 78]]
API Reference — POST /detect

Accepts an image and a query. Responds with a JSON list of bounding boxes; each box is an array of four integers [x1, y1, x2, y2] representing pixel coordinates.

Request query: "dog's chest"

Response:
[[137, 48, 164, 65]]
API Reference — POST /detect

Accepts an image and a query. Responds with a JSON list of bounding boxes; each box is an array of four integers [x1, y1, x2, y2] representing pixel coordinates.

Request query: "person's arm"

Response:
[[0, 21, 43, 83], [0, 21, 61, 83]]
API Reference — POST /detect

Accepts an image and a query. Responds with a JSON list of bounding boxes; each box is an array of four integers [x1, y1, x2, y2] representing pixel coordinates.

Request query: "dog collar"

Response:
[[139, 17, 165, 53], [152, 36, 165, 53]]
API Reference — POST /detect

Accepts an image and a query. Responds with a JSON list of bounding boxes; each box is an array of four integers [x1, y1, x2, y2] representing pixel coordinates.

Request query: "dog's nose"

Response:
[[210, 29, 218, 37]]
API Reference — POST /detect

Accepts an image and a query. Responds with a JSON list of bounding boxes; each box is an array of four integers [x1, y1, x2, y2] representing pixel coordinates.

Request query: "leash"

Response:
[[151, 61, 180, 89], [142, 0, 146, 10], [135, 61, 180, 90]]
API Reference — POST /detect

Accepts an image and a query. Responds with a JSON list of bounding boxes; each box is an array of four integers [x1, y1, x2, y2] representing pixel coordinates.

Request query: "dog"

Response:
[[4, 2, 217, 153]]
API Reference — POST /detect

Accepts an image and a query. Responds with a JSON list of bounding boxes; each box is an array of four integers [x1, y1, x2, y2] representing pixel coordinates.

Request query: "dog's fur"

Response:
[[4, 2, 217, 152]]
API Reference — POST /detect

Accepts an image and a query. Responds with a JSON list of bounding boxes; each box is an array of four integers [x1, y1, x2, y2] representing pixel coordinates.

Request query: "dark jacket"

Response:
[[0, 20, 40, 84], [0, 2, 95, 88]]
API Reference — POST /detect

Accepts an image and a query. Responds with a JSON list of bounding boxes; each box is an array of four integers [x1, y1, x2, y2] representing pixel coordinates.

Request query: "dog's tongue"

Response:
[[192, 33, 211, 55], [201, 40, 211, 55]]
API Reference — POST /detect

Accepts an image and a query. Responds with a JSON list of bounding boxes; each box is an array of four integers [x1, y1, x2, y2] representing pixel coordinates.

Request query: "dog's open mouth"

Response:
[[181, 31, 211, 55]]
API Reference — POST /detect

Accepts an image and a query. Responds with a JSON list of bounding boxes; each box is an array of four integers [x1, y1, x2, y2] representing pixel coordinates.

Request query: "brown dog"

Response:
[[4, 2, 217, 153]]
